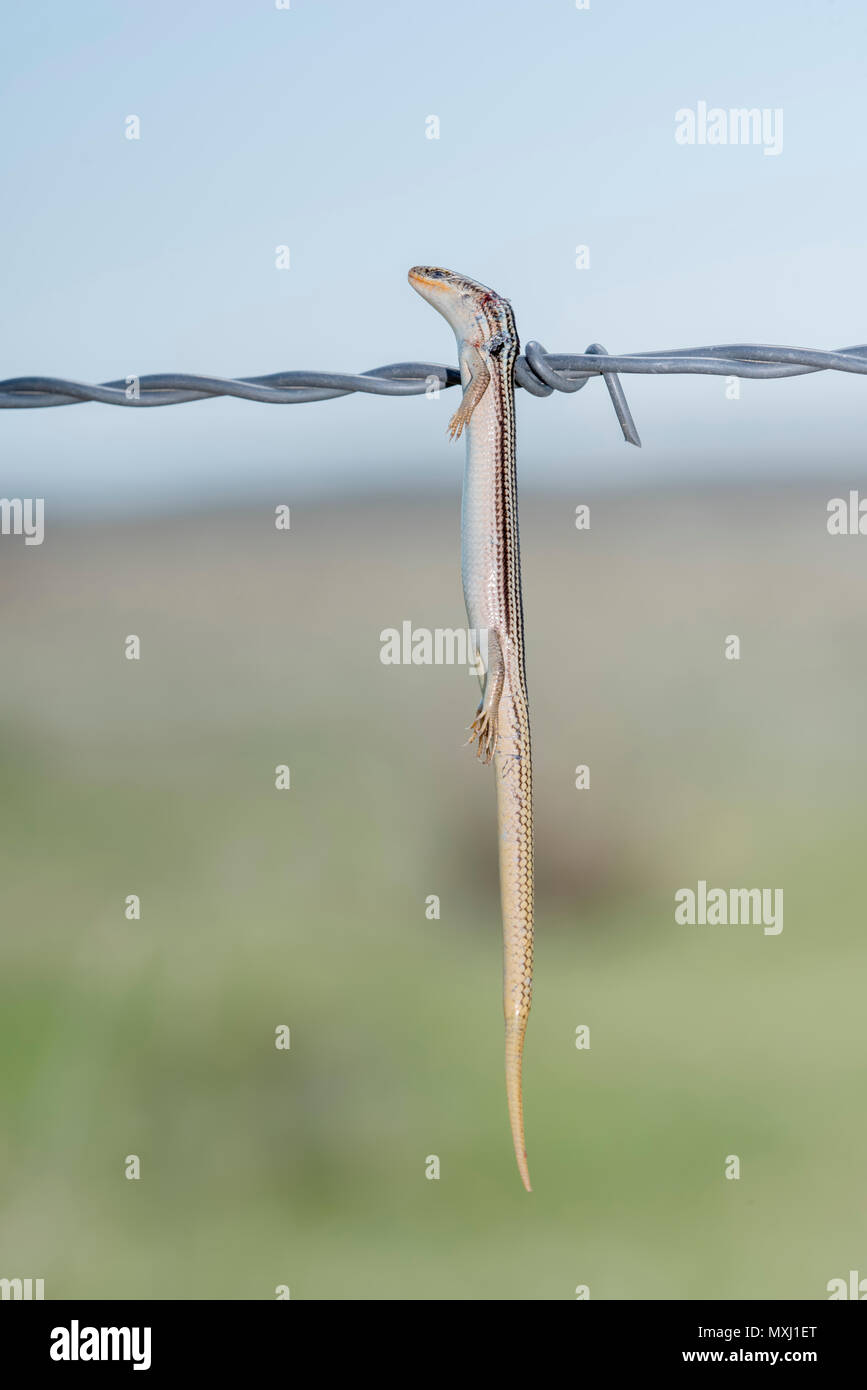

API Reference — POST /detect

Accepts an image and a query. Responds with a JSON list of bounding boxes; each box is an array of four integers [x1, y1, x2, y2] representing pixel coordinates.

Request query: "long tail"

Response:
[[495, 689, 534, 1192], [505, 1016, 531, 1191]]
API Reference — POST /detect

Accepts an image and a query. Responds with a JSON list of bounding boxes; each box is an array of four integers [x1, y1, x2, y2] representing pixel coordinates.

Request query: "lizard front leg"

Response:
[[448, 344, 490, 439]]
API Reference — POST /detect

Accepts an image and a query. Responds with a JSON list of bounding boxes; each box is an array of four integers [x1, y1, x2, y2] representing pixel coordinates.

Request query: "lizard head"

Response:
[[408, 266, 509, 344]]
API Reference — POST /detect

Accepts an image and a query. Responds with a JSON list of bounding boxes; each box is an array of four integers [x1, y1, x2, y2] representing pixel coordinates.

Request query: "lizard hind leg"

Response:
[[466, 632, 504, 765]]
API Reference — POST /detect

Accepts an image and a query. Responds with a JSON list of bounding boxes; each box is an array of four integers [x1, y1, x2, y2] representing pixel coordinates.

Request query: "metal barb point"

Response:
[[585, 343, 642, 447]]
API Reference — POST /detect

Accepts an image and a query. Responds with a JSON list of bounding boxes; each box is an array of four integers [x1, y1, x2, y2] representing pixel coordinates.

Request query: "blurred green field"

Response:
[[1, 484, 865, 1299]]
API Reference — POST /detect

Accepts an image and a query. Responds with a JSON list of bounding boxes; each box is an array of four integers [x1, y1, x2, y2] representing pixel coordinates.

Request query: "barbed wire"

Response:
[[3, 340, 867, 450]]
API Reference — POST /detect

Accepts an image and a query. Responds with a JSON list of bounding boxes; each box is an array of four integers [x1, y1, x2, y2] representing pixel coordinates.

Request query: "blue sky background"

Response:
[[1, 0, 865, 515]]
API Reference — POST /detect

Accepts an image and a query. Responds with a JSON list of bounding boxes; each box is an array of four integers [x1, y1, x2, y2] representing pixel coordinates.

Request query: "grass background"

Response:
[[0, 483, 865, 1299]]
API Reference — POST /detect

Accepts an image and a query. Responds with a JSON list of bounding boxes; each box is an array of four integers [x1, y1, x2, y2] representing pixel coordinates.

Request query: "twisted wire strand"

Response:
[[3, 341, 867, 450], [0, 363, 461, 409]]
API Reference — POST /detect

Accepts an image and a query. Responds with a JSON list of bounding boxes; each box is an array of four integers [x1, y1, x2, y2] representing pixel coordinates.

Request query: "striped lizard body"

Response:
[[408, 266, 534, 1191]]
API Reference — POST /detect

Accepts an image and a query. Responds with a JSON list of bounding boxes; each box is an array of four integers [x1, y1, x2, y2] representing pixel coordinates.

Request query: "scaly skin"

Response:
[[408, 266, 534, 1191]]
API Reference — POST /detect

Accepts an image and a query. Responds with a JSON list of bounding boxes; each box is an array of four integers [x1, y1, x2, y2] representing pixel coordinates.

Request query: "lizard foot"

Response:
[[466, 708, 497, 764], [447, 400, 474, 440]]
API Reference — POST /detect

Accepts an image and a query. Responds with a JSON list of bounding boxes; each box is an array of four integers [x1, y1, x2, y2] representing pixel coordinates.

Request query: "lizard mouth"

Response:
[[408, 266, 453, 291]]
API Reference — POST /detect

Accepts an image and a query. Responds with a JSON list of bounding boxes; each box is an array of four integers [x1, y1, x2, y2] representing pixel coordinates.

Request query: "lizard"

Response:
[[408, 266, 534, 1191]]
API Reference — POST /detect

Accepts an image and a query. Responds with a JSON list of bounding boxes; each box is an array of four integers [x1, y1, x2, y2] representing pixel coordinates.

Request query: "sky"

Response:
[[1, 0, 865, 515]]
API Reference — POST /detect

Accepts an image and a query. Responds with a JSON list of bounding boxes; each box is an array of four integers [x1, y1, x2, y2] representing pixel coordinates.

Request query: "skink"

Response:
[[409, 266, 534, 1191]]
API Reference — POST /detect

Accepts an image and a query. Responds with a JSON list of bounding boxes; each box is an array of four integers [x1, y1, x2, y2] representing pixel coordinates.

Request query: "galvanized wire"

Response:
[[0, 363, 459, 408], [3, 340, 867, 450]]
